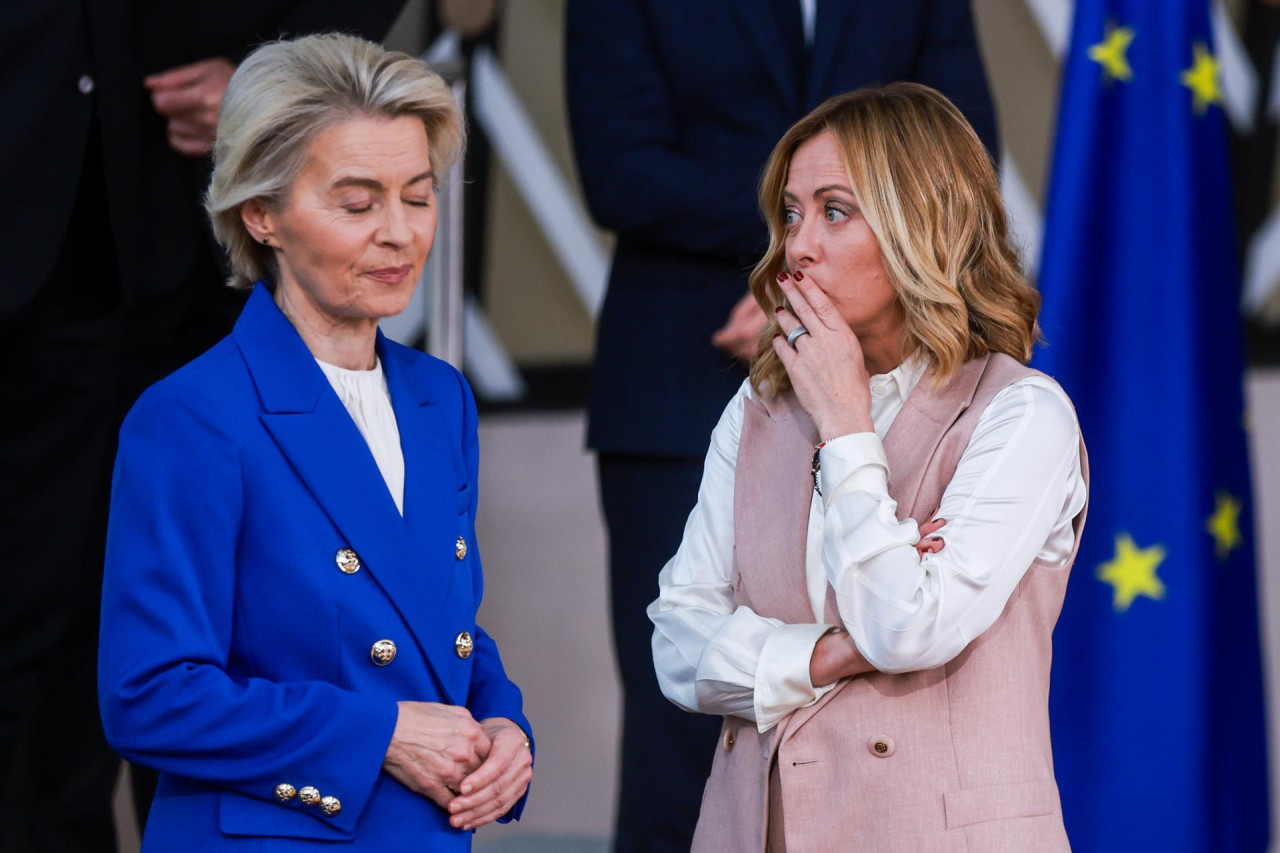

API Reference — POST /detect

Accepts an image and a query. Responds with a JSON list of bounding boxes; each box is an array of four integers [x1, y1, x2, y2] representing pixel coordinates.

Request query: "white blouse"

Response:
[[316, 357, 405, 515], [647, 356, 1087, 733]]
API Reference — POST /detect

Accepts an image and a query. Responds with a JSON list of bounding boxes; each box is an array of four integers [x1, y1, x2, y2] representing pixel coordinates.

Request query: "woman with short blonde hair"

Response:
[[650, 83, 1088, 851], [206, 33, 464, 289], [100, 33, 532, 851]]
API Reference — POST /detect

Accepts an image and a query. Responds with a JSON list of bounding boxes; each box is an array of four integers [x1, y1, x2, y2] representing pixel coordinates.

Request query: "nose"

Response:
[[787, 212, 819, 269], [376, 199, 415, 248]]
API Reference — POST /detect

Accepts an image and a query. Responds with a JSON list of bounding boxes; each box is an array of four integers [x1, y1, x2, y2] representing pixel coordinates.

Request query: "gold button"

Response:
[[320, 795, 342, 816], [298, 786, 321, 805], [455, 536, 468, 560], [370, 639, 397, 666], [724, 729, 735, 752], [274, 783, 297, 801], [455, 630, 474, 659], [335, 548, 360, 574], [868, 735, 895, 758]]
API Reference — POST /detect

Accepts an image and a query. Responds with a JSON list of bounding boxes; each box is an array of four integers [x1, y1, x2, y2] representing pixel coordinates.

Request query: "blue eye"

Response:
[[783, 209, 800, 227], [825, 206, 848, 223]]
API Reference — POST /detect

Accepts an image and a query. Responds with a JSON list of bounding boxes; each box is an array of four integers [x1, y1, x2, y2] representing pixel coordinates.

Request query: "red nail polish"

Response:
[[774, 305, 785, 313], [793, 270, 805, 281], [776, 271, 788, 282]]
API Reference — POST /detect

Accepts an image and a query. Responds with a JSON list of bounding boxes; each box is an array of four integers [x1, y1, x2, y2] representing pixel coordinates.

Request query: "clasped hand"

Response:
[[383, 701, 532, 830]]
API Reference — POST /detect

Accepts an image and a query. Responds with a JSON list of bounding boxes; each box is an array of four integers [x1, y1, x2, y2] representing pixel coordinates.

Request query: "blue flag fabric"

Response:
[[1035, 1, 1269, 849]]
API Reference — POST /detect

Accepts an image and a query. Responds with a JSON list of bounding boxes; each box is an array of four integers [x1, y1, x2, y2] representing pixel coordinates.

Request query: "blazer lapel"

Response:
[[234, 285, 465, 704], [729, 0, 803, 113], [379, 337, 477, 704]]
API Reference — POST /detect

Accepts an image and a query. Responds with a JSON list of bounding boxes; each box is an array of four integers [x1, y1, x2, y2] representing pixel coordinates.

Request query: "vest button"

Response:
[[298, 786, 321, 805], [456, 536, 468, 560], [455, 630, 474, 659], [724, 729, 736, 752], [869, 735, 895, 757]]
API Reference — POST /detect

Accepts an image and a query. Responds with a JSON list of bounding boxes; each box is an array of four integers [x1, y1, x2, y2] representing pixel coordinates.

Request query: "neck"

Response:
[[274, 279, 379, 370], [859, 326, 908, 377]]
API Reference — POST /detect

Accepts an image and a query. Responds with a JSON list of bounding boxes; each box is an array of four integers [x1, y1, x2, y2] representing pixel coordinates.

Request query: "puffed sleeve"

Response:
[[98, 385, 398, 835]]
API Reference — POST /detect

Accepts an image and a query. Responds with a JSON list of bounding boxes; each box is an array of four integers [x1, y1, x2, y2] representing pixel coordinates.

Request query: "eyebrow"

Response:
[[331, 170, 435, 191], [782, 183, 856, 202]]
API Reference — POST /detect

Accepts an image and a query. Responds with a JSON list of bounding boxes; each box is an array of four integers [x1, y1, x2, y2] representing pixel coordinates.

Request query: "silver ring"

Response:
[[786, 325, 810, 347]]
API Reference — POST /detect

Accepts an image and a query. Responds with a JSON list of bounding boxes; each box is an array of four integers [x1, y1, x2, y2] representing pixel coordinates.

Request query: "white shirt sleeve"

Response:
[[648, 381, 837, 732], [817, 377, 1087, 673]]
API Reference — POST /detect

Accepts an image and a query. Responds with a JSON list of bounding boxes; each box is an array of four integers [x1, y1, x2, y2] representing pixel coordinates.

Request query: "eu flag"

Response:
[[1035, 0, 1269, 849]]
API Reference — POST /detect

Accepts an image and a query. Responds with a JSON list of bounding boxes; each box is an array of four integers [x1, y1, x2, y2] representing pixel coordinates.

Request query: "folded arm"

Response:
[[819, 378, 1086, 673]]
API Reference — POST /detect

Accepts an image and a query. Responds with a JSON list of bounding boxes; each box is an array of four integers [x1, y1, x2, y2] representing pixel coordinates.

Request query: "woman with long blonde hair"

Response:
[[648, 83, 1088, 852]]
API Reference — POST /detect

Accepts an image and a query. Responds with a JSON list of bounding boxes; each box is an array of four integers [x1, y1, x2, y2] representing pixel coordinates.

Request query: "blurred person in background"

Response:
[[565, 2, 997, 849], [649, 84, 1087, 852], [98, 34, 532, 851], [0, 3, 404, 848], [0, 3, 136, 848]]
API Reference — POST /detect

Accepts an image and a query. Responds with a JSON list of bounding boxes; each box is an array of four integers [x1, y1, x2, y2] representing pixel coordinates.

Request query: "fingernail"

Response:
[[776, 271, 788, 282], [774, 306, 784, 313], [793, 270, 805, 281]]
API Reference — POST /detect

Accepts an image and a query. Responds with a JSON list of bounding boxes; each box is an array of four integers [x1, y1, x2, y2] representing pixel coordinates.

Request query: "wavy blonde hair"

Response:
[[749, 83, 1039, 397], [205, 33, 464, 289]]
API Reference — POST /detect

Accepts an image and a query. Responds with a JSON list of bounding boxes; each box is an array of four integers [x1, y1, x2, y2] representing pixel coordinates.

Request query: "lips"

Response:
[[364, 265, 413, 284]]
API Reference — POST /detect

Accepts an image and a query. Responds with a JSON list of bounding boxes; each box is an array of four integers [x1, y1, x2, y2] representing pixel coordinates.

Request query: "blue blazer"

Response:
[[567, 0, 997, 456], [99, 285, 532, 851]]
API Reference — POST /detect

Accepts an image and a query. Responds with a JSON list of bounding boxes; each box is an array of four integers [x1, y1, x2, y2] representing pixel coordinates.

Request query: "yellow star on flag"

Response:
[[1206, 491, 1243, 560], [1097, 533, 1167, 612], [1180, 42, 1222, 114], [1089, 22, 1136, 82]]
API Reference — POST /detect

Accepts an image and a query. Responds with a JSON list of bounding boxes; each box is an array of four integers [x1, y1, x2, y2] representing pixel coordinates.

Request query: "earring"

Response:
[[261, 236, 271, 246]]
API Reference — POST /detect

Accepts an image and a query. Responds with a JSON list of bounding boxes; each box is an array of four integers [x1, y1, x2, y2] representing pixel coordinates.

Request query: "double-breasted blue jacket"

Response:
[[99, 284, 532, 851]]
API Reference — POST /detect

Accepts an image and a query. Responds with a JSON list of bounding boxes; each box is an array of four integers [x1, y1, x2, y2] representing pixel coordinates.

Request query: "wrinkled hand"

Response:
[[144, 57, 235, 157], [383, 701, 491, 810], [916, 516, 946, 558], [447, 718, 533, 830], [712, 292, 768, 364], [771, 272, 873, 439]]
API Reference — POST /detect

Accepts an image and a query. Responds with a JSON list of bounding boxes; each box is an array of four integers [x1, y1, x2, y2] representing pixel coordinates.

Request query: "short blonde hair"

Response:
[[749, 83, 1039, 396], [206, 33, 464, 289]]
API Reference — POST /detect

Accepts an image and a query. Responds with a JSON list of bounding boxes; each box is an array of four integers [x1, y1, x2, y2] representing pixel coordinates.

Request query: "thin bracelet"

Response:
[[811, 439, 834, 496]]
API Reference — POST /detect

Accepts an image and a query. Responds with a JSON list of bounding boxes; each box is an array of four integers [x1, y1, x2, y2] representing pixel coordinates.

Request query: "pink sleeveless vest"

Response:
[[691, 353, 1089, 853]]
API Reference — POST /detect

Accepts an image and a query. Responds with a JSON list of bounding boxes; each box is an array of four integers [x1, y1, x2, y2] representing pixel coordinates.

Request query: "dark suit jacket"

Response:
[[567, 0, 998, 456], [1, 0, 138, 310], [0, 0, 404, 312], [100, 285, 531, 851]]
